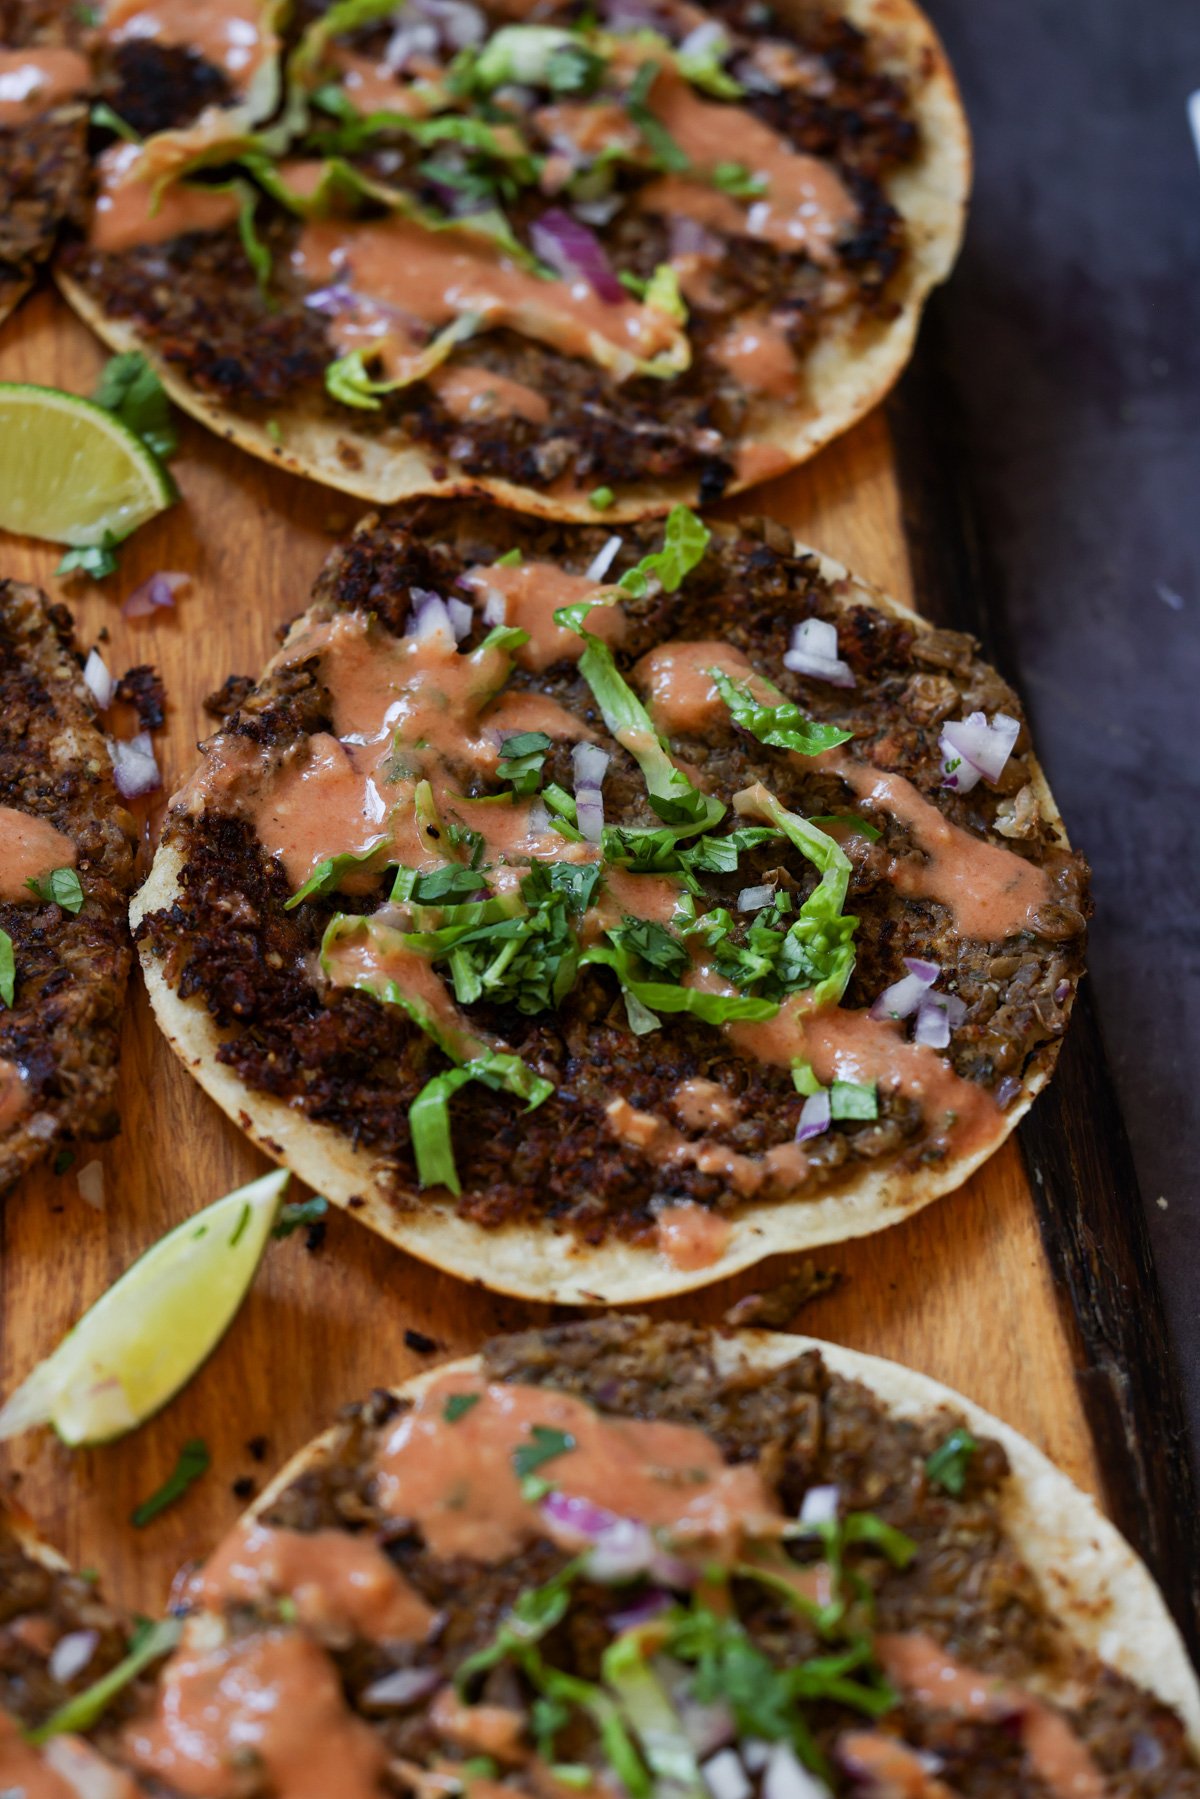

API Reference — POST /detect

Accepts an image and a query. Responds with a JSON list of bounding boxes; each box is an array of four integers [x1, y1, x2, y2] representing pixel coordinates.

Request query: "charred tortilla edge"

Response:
[[130, 535, 1076, 1305], [57, 0, 969, 518], [236, 1332, 1200, 1749]]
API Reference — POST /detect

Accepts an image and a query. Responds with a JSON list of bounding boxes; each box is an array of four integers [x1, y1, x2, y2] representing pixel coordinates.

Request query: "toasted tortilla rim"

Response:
[[132, 531, 1078, 1306], [238, 1331, 1200, 1747], [57, 0, 969, 518]]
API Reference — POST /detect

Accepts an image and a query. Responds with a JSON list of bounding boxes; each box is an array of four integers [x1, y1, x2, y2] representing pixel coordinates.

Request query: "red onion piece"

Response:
[[540, 1491, 692, 1587], [913, 990, 968, 1051], [679, 20, 728, 59], [795, 1089, 830, 1143], [939, 711, 1020, 792], [668, 214, 724, 261], [83, 648, 115, 709], [994, 1074, 1023, 1110], [584, 534, 623, 583], [742, 1742, 771, 1774], [782, 616, 855, 689], [763, 1742, 832, 1799], [446, 597, 474, 642], [737, 883, 773, 912], [573, 742, 610, 843], [360, 1666, 441, 1708], [528, 797, 551, 834], [529, 208, 625, 305], [869, 957, 940, 1021], [109, 731, 161, 799], [703, 1749, 750, 1799], [1053, 979, 1070, 1005], [574, 194, 623, 228], [49, 1630, 98, 1684], [405, 587, 457, 646], [122, 570, 188, 620], [680, 1694, 736, 1759], [607, 1589, 672, 1633], [798, 1482, 839, 1526], [77, 1161, 105, 1211], [303, 283, 357, 317]]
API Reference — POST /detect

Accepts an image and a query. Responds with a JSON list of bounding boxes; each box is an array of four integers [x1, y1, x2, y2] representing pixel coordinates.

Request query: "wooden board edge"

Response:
[[885, 312, 1200, 1662]]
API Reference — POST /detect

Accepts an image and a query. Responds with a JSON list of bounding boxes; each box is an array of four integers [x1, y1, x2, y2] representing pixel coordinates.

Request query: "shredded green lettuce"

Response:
[[618, 506, 711, 598], [733, 785, 858, 1009], [285, 838, 390, 908], [409, 1051, 553, 1194], [24, 866, 85, 914], [711, 669, 851, 757]]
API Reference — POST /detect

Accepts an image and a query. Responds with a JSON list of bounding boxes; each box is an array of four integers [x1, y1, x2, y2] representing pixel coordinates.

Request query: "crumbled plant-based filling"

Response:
[[0, 583, 137, 1193], [0, 1516, 132, 1732], [173, 1318, 1196, 1799], [0, 2, 89, 310], [64, 0, 925, 497], [135, 506, 1088, 1251]]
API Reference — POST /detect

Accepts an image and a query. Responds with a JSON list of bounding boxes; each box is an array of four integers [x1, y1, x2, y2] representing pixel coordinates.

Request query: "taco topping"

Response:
[[136, 506, 1087, 1270], [101, 1319, 1200, 1799]]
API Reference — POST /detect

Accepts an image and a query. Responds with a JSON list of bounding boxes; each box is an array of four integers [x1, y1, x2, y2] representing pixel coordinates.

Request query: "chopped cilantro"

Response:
[[24, 866, 84, 914], [411, 864, 489, 903], [809, 812, 882, 841], [56, 537, 119, 581], [496, 547, 524, 566], [131, 1439, 210, 1527], [497, 728, 552, 794], [89, 100, 139, 143], [608, 916, 688, 979], [512, 1424, 577, 1479], [92, 352, 177, 461], [711, 161, 767, 197], [444, 1392, 482, 1423], [618, 506, 710, 598], [53, 1148, 76, 1176], [0, 929, 13, 1007], [625, 58, 689, 171], [589, 485, 615, 510], [925, 1426, 978, 1496], [272, 1196, 329, 1239]]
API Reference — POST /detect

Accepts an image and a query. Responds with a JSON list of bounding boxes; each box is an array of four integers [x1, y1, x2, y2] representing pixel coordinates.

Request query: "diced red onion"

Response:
[[480, 588, 507, 627], [585, 534, 623, 583], [763, 1741, 832, 1799], [742, 1742, 771, 1774], [1053, 979, 1070, 1005], [384, 18, 440, 68], [869, 957, 940, 1022], [607, 1589, 672, 1633], [703, 1749, 750, 1799], [528, 797, 551, 833], [495, 82, 537, 111], [913, 990, 967, 1051], [49, 1629, 98, 1684], [668, 214, 724, 260], [77, 1161, 105, 1211], [405, 587, 456, 647], [122, 570, 188, 620], [573, 742, 610, 843], [782, 616, 855, 689], [540, 1491, 692, 1587], [574, 194, 623, 227], [798, 1483, 839, 1527], [795, 1089, 830, 1143], [736, 60, 781, 94], [446, 597, 474, 642], [408, 0, 485, 50], [529, 208, 625, 305], [303, 283, 357, 317], [360, 1666, 441, 1708], [680, 1695, 736, 1759], [939, 711, 1020, 793], [83, 648, 115, 709], [108, 731, 161, 799], [994, 1075, 1023, 1109], [41, 1738, 135, 1799], [679, 20, 728, 59], [604, 0, 665, 32], [737, 883, 773, 913]]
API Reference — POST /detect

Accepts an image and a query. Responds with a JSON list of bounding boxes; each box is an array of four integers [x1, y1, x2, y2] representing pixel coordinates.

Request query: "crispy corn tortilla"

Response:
[[132, 534, 1077, 1306], [59, 0, 969, 520], [240, 1332, 1200, 1748]]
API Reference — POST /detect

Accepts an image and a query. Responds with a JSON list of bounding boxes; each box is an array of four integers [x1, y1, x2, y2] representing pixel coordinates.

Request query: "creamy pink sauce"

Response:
[[838, 1729, 960, 1797], [875, 1635, 1105, 1799], [483, 688, 597, 742], [672, 1076, 737, 1130], [431, 365, 550, 426], [709, 312, 798, 397], [430, 1689, 526, 1762], [293, 217, 680, 380], [584, 865, 682, 941], [0, 805, 76, 903], [816, 749, 1054, 942], [0, 49, 89, 124], [461, 564, 625, 673], [655, 1199, 733, 1269], [0, 1060, 28, 1133], [89, 140, 241, 253], [105, 0, 270, 92], [0, 1712, 75, 1799], [323, 920, 484, 1062], [332, 45, 433, 116], [633, 639, 765, 736], [606, 1096, 809, 1209], [124, 1629, 388, 1799], [198, 1522, 436, 1643], [734, 442, 793, 486], [374, 1372, 780, 1564]]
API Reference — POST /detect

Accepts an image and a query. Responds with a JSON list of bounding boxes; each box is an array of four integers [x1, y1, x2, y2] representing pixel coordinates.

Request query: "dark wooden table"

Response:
[[917, 0, 1200, 1497]]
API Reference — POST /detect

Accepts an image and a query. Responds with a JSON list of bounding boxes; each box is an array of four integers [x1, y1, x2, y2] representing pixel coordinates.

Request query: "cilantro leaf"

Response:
[[0, 929, 13, 1007], [285, 838, 390, 908], [272, 1196, 329, 1239], [711, 670, 851, 757], [471, 25, 604, 94], [444, 1392, 482, 1423], [829, 1080, 877, 1122], [925, 1426, 978, 1496], [711, 161, 766, 196], [809, 812, 882, 842], [513, 1424, 576, 1479], [618, 506, 710, 598], [412, 865, 490, 904], [24, 866, 84, 915], [497, 729, 552, 795], [608, 916, 688, 979], [56, 536, 119, 581], [92, 353, 177, 461], [131, 1439, 210, 1527], [625, 59, 689, 171]]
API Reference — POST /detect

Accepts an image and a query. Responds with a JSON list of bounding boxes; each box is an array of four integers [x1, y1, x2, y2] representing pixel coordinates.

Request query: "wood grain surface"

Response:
[[0, 288, 1103, 1616]]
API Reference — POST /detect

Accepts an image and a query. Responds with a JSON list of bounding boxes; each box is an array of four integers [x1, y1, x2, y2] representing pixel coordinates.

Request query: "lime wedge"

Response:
[[0, 1168, 289, 1446], [0, 381, 176, 547]]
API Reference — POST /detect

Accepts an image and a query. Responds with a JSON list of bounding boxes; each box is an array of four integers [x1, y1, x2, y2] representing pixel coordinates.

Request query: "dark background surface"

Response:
[[916, 2, 1200, 1463]]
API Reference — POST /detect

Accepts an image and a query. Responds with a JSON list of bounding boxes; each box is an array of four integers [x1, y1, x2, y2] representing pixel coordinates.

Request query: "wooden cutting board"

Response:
[[0, 287, 1103, 1615]]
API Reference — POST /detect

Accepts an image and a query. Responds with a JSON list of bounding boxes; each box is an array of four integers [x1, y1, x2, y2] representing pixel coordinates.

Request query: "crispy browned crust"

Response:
[[0, 583, 137, 1193]]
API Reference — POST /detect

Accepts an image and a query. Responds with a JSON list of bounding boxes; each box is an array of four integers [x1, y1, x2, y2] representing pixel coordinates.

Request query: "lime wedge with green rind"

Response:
[[0, 1167, 289, 1447], [0, 381, 175, 547]]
